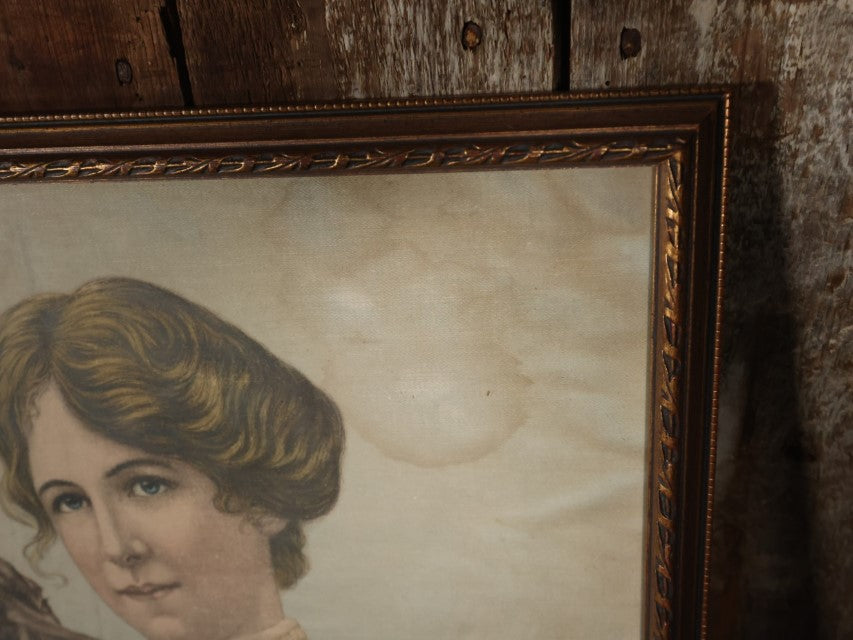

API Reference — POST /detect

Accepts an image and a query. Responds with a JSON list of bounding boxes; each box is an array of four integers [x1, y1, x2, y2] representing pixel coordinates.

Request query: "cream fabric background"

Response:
[[0, 167, 653, 639]]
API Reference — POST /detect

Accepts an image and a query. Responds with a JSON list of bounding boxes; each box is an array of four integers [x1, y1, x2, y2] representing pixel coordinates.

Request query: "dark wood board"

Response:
[[0, 0, 183, 113], [176, 0, 555, 105], [175, 0, 340, 104], [570, 2, 852, 638]]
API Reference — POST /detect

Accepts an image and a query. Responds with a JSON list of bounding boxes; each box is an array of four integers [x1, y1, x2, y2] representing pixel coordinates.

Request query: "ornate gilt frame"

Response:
[[0, 90, 729, 640]]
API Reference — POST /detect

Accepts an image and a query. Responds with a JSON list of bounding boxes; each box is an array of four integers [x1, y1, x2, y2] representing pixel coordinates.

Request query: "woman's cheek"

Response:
[[56, 516, 102, 576]]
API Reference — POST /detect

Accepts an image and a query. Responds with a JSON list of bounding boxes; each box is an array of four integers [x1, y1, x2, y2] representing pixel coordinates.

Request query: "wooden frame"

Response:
[[0, 90, 729, 640]]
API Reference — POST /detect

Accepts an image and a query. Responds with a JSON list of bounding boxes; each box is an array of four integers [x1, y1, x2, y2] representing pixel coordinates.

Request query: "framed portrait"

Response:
[[0, 90, 729, 640]]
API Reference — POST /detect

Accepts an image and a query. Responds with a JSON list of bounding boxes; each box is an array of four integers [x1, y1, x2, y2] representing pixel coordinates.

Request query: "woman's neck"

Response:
[[229, 616, 306, 640], [221, 573, 287, 640]]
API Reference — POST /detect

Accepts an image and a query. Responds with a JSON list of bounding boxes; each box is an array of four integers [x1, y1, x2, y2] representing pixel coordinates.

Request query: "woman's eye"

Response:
[[52, 493, 88, 514], [129, 477, 171, 497]]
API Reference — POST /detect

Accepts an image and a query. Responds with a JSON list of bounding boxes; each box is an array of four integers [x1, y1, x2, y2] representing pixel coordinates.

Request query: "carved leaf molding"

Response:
[[0, 141, 683, 180], [653, 155, 685, 640]]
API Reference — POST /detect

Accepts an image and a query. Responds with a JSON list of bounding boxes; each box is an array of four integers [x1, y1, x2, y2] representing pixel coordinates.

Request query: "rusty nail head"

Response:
[[619, 27, 642, 59], [115, 58, 133, 85], [461, 21, 482, 50]]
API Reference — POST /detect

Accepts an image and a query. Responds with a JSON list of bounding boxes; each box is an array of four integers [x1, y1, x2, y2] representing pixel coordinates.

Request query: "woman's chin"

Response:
[[129, 616, 190, 640], [105, 594, 191, 640], [126, 612, 260, 640]]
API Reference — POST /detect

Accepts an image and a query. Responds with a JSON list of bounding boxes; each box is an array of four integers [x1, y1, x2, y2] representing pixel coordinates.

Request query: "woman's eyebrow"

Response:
[[104, 458, 176, 479], [37, 479, 76, 497]]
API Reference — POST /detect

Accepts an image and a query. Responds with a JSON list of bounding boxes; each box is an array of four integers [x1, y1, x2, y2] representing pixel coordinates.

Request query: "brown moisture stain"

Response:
[[327, 337, 535, 469], [281, 171, 649, 469], [306, 229, 540, 467], [342, 377, 530, 469]]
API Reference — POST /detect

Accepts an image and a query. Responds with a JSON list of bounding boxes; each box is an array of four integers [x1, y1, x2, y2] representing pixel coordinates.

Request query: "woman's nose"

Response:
[[93, 503, 150, 567]]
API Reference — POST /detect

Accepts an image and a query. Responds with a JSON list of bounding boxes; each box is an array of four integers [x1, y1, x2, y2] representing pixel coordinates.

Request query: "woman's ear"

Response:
[[255, 514, 289, 538]]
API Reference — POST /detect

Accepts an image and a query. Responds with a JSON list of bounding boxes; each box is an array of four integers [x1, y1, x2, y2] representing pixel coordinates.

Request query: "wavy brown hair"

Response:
[[0, 277, 344, 589]]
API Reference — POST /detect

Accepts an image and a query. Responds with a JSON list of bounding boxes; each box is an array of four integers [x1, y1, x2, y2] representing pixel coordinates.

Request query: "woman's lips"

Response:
[[117, 582, 180, 599]]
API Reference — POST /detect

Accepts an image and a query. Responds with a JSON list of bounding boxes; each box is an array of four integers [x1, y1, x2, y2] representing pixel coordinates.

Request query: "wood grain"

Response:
[[570, 2, 852, 638], [0, 0, 183, 114], [175, 0, 554, 105], [176, 0, 340, 104], [323, 0, 554, 98]]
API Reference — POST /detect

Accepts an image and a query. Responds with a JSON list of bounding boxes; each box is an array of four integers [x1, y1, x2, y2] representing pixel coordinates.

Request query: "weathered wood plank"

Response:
[[324, 0, 555, 98], [571, 2, 852, 638], [0, 0, 183, 114], [176, 0, 554, 105]]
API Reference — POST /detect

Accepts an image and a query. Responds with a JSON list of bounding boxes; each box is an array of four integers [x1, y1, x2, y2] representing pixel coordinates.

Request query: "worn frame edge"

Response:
[[0, 87, 734, 123]]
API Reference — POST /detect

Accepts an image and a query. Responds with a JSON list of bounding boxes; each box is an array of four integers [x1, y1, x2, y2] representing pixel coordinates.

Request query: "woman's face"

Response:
[[27, 384, 287, 640]]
